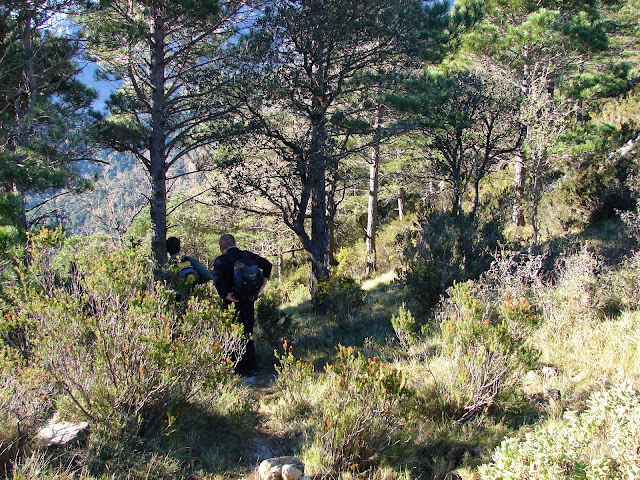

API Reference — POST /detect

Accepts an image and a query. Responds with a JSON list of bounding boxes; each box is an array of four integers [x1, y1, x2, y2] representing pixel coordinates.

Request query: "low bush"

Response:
[[391, 303, 419, 351], [398, 210, 501, 314], [256, 290, 293, 343], [547, 246, 607, 323], [0, 231, 246, 469], [480, 383, 640, 480], [0, 372, 55, 477], [273, 343, 415, 477], [599, 250, 640, 316], [437, 280, 541, 423], [315, 275, 365, 326], [312, 345, 414, 475], [273, 340, 316, 423]]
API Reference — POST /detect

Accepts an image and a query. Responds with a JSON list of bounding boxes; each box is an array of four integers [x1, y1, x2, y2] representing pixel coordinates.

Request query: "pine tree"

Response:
[[388, 68, 523, 218], [80, 0, 251, 265], [0, 0, 98, 238], [229, 0, 469, 306], [460, 0, 609, 229]]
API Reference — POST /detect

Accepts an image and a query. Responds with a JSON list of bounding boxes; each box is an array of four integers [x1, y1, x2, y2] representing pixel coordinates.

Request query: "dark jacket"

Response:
[[211, 246, 272, 301]]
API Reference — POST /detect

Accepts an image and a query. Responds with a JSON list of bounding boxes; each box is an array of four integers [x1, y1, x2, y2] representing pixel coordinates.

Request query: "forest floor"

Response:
[[244, 369, 283, 472]]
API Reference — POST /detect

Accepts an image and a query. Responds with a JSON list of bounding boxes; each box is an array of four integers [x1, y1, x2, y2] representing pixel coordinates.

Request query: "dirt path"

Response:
[[245, 371, 282, 466]]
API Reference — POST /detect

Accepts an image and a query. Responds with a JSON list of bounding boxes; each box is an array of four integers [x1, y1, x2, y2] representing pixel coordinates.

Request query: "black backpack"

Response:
[[233, 253, 264, 303]]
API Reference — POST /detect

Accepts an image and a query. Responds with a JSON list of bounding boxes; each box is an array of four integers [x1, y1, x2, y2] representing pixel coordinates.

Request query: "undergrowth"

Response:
[[2, 213, 640, 479]]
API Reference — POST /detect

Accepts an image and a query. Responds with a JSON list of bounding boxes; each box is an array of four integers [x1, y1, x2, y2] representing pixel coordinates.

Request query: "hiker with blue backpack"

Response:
[[211, 233, 272, 377]]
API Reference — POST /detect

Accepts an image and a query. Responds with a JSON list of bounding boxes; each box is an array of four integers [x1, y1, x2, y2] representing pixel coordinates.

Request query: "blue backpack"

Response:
[[233, 254, 263, 302]]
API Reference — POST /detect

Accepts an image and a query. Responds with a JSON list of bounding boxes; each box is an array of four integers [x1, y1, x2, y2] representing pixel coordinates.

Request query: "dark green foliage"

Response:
[[0, 4, 99, 234], [560, 122, 637, 226], [256, 289, 293, 343], [399, 209, 502, 314], [387, 69, 523, 218], [411, 0, 484, 62], [315, 275, 365, 325]]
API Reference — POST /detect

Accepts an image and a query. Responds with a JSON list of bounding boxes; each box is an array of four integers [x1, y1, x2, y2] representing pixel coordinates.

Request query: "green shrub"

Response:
[[1, 235, 245, 449], [273, 340, 315, 422], [9, 450, 186, 480], [398, 210, 501, 314], [256, 290, 293, 343], [561, 148, 636, 226], [438, 280, 541, 423], [391, 303, 418, 350], [545, 246, 612, 324], [315, 275, 365, 326], [335, 244, 368, 279], [599, 250, 640, 316], [279, 260, 311, 306], [480, 383, 640, 480], [273, 343, 415, 476], [307, 345, 414, 475]]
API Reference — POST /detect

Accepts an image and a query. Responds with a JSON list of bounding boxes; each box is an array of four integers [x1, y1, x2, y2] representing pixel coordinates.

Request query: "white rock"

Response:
[[269, 465, 282, 479], [571, 371, 587, 383], [257, 457, 304, 480], [282, 464, 303, 480], [35, 421, 90, 447]]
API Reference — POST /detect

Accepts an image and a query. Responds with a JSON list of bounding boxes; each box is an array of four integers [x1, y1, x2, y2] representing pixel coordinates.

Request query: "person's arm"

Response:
[[187, 256, 212, 284], [258, 276, 268, 296], [253, 253, 272, 296]]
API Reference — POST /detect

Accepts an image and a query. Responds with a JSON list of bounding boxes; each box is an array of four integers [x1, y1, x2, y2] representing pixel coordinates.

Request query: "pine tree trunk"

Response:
[[471, 178, 480, 220], [577, 55, 585, 122], [398, 187, 405, 219], [512, 153, 525, 226], [14, 11, 36, 232], [149, 14, 168, 266], [513, 45, 531, 227], [308, 117, 331, 311], [366, 103, 382, 275]]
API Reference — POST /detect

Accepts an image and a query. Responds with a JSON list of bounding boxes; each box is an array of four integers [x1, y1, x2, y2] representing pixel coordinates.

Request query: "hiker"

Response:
[[165, 236, 212, 296], [211, 233, 272, 377]]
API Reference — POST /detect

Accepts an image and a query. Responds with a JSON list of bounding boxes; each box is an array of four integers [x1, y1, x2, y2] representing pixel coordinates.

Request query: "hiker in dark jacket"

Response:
[[211, 233, 272, 377]]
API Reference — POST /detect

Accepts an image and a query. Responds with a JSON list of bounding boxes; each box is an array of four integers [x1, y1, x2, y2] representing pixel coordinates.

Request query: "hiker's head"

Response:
[[166, 237, 181, 256], [219, 233, 236, 253]]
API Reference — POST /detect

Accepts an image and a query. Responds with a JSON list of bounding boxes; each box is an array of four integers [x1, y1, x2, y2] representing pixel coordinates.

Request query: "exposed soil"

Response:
[[245, 370, 282, 467]]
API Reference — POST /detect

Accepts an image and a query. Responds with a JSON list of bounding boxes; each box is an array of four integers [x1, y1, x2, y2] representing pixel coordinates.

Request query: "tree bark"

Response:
[[577, 54, 585, 123], [14, 10, 36, 232], [308, 113, 331, 309], [513, 45, 531, 227], [398, 187, 405, 219], [366, 103, 382, 275], [149, 14, 168, 266], [512, 154, 525, 226], [471, 177, 481, 220]]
